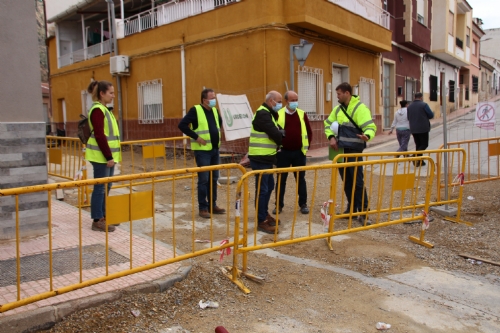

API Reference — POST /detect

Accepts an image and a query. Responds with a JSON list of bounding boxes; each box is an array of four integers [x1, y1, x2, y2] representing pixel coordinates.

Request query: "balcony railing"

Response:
[[58, 40, 112, 68], [57, 0, 238, 68], [328, 0, 390, 29], [124, 0, 238, 37]]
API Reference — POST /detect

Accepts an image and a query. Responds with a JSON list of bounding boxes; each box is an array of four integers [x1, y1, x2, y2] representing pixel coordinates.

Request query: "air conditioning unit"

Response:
[[110, 55, 129, 75]]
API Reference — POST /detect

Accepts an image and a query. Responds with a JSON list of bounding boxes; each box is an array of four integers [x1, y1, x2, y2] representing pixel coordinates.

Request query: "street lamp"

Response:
[[289, 39, 313, 91]]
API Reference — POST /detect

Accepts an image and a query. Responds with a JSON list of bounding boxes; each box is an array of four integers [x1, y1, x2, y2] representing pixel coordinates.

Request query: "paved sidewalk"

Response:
[[306, 99, 497, 163], [0, 199, 187, 332]]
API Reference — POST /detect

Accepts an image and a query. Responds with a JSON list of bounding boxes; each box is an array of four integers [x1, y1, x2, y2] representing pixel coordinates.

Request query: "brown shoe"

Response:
[[199, 209, 211, 219], [266, 214, 281, 226], [92, 218, 115, 232], [257, 220, 277, 234], [212, 206, 226, 214]]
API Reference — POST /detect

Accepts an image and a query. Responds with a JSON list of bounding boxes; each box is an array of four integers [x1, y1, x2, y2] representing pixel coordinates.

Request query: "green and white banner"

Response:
[[216, 94, 253, 141]]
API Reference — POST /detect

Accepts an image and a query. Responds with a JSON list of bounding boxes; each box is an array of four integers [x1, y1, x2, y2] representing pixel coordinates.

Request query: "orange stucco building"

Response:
[[47, 0, 391, 150]]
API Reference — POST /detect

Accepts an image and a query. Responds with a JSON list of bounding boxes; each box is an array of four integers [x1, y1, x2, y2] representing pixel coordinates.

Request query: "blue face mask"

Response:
[[208, 99, 217, 108], [288, 102, 299, 110], [273, 101, 282, 111]]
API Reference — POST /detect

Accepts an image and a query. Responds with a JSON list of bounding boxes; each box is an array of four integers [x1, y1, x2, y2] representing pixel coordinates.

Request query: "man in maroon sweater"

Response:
[[273, 91, 312, 215]]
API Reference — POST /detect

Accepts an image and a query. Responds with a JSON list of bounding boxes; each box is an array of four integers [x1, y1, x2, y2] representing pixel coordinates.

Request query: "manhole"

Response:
[[0, 244, 128, 287]]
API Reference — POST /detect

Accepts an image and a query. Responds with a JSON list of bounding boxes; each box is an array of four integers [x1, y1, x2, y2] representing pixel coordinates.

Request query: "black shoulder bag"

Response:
[[337, 105, 366, 152]]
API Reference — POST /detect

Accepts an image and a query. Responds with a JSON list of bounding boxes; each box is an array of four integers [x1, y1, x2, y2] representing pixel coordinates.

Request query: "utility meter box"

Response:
[[110, 55, 129, 75]]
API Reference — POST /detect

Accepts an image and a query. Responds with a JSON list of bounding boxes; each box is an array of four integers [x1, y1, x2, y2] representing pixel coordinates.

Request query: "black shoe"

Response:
[[272, 207, 283, 214], [358, 214, 372, 226], [300, 204, 309, 214]]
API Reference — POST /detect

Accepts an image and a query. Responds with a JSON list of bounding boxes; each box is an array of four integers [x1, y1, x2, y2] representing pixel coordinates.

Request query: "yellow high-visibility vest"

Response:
[[85, 102, 122, 163], [249, 105, 278, 156], [277, 107, 309, 155], [190, 105, 220, 151]]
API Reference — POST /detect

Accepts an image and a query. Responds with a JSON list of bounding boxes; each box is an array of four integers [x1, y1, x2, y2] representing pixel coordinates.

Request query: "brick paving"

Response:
[[0, 200, 180, 317]]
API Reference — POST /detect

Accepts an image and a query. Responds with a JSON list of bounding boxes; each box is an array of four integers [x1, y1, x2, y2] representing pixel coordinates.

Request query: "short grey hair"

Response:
[[265, 92, 275, 102]]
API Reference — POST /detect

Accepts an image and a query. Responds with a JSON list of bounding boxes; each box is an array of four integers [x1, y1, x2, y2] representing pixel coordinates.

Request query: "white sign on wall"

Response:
[[216, 94, 253, 141], [474, 102, 496, 130]]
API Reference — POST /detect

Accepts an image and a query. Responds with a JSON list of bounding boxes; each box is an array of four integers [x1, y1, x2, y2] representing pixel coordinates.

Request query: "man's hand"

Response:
[[329, 137, 338, 150], [196, 137, 207, 146], [357, 134, 369, 142], [106, 159, 115, 168], [388, 130, 393, 135]]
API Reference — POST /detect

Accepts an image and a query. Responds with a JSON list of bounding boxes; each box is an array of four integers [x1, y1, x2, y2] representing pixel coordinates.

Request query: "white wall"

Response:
[[423, 58, 456, 96], [431, 0, 447, 50], [46, 0, 82, 20]]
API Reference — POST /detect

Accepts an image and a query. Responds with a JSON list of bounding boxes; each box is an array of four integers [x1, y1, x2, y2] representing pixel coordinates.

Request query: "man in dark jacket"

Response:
[[248, 91, 284, 234], [407, 92, 434, 166]]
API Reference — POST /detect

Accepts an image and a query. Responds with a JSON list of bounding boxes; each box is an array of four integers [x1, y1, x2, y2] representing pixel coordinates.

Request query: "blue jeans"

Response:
[[90, 162, 115, 220], [194, 149, 220, 211], [250, 160, 274, 223]]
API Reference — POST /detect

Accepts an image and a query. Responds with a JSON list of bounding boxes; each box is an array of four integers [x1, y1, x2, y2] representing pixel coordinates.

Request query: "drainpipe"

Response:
[[181, 44, 187, 147], [120, 0, 124, 21], [181, 45, 186, 118], [106, 0, 124, 140]]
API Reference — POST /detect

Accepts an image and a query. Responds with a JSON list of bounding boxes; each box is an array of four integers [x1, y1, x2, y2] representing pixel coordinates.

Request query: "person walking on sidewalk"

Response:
[[86, 80, 122, 233], [178, 88, 226, 219], [249, 91, 284, 234], [388, 100, 411, 155], [273, 90, 312, 215], [407, 92, 434, 166], [324, 82, 377, 225]]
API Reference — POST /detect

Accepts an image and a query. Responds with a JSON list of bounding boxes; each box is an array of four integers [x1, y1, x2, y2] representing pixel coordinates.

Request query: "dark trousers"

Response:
[[412, 132, 429, 156], [275, 149, 307, 208], [194, 149, 220, 211], [250, 160, 274, 223], [339, 149, 368, 212]]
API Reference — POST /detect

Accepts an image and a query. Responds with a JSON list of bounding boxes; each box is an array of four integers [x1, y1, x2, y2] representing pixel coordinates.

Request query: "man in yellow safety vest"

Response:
[[248, 90, 284, 234], [273, 90, 312, 215], [324, 82, 377, 226], [178, 88, 226, 219]]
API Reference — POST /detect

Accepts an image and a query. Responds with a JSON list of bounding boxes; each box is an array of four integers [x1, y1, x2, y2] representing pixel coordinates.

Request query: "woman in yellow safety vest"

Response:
[[85, 80, 122, 233]]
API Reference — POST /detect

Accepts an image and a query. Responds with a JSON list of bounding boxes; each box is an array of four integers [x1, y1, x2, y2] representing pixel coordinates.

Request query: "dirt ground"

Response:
[[43, 162, 500, 333]]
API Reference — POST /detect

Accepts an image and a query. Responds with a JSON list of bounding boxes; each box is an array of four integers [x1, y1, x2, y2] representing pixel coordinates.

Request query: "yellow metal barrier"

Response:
[[226, 156, 437, 293], [0, 163, 245, 313], [438, 137, 500, 196], [46, 136, 86, 182], [330, 149, 470, 226], [119, 136, 196, 175]]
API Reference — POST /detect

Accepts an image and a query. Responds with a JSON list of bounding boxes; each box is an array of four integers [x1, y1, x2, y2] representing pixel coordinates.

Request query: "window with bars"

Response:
[[297, 66, 324, 119], [137, 79, 164, 124], [449, 80, 455, 102], [359, 77, 375, 115], [429, 75, 438, 101], [405, 78, 416, 102], [472, 76, 478, 93]]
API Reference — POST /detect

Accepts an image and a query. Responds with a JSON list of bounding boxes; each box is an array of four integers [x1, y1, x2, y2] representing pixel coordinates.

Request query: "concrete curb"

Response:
[[0, 265, 192, 333]]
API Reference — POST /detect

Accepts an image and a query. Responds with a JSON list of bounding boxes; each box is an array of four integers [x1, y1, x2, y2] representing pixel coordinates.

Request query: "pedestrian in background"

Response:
[[178, 88, 226, 218], [407, 92, 434, 166], [248, 91, 284, 234], [86, 80, 122, 233], [273, 90, 312, 215], [388, 100, 411, 155]]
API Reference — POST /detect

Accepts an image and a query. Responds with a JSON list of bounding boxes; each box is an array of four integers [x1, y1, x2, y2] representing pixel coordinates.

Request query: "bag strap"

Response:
[[339, 103, 363, 132]]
